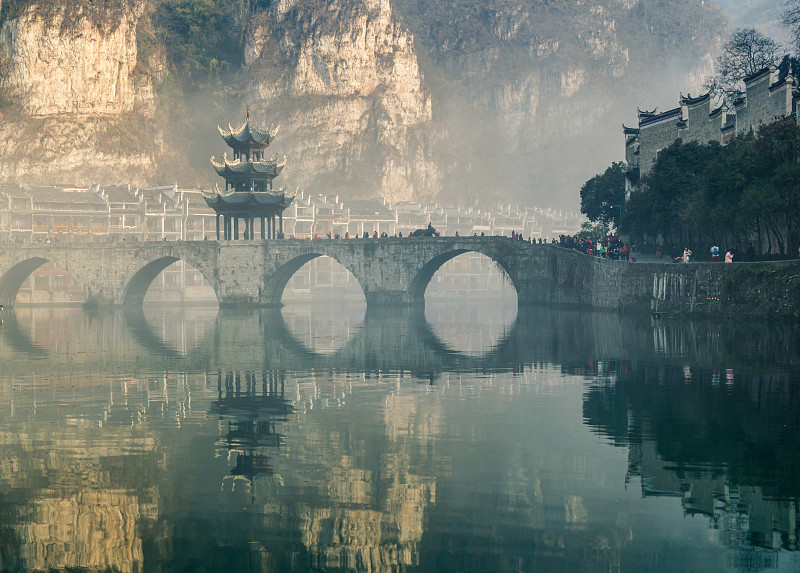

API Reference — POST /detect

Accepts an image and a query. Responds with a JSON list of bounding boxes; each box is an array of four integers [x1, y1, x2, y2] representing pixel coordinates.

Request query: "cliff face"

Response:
[[0, 0, 158, 186], [0, 1, 146, 115], [244, 0, 440, 203], [390, 0, 724, 205], [0, 0, 726, 207]]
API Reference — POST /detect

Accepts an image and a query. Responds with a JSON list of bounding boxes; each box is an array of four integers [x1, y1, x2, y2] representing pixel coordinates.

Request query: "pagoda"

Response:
[[204, 109, 295, 240]]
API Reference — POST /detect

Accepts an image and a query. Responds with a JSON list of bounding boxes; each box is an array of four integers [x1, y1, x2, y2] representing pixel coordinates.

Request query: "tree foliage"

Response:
[[618, 122, 800, 257], [580, 162, 625, 228], [150, 0, 242, 91], [140, 0, 272, 92], [709, 28, 780, 102]]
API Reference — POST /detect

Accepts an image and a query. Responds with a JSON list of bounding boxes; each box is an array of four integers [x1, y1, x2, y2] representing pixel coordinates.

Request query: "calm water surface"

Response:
[[0, 302, 798, 572]]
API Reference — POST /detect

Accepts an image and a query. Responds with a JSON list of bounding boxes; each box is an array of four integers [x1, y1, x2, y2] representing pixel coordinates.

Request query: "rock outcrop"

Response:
[[0, 1, 147, 115], [0, 0, 727, 206], [244, 0, 440, 203], [0, 0, 158, 186], [391, 0, 724, 205]]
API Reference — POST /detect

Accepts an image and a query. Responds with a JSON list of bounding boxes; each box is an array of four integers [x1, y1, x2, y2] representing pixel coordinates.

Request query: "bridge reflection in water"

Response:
[[1, 304, 531, 378], [0, 307, 798, 571]]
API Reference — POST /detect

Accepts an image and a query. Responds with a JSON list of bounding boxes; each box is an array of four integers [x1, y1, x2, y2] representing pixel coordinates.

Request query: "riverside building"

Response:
[[623, 62, 800, 195]]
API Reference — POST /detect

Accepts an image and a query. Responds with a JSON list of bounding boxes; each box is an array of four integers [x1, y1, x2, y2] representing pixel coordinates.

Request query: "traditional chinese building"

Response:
[[623, 62, 800, 196], [204, 110, 295, 240]]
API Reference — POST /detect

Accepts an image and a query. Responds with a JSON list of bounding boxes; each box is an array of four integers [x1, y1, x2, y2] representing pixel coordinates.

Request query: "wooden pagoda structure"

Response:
[[204, 109, 294, 240]]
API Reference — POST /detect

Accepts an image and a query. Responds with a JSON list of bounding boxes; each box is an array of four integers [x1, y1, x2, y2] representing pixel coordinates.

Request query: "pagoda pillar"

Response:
[[260, 217, 265, 240], [279, 213, 283, 238], [246, 217, 251, 240], [234, 217, 239, 240], [216, 214, 221, 240]]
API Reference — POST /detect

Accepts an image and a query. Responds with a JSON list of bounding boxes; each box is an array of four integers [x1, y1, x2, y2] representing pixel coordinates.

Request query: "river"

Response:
[[0, 301, 798, 572]]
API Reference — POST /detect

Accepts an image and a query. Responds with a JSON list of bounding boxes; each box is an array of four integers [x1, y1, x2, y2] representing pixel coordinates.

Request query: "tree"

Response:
[[625, 122, 800, 258], [579, 162, 625, 229], [784, 0, 800, 56], [709, 28, 780, 102], [643, 140, 723, 247], [577, 221, 610, 239]]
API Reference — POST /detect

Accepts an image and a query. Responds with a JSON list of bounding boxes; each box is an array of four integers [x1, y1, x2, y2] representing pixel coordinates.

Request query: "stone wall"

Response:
[[588, 255, 800, 318], [735, 67, 796, 136], [681, 97, 726, 146]]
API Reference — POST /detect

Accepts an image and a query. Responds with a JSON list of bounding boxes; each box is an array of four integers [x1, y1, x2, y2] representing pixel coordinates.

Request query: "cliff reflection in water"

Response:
[[0, 305, 797, 571]]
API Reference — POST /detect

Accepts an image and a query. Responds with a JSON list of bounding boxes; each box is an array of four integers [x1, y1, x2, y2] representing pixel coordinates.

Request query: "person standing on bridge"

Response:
[[682, 247, 692, 263], [725, 249, 734, 263], [710, 245, 719, 262]]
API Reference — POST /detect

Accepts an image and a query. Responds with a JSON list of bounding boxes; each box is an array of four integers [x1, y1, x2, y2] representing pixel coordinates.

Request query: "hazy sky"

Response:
[[716, 0, 790, 44]]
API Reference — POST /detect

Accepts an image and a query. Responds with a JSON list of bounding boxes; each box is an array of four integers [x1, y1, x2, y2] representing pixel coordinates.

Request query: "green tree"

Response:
[[153, 0, 242, 91], [579, 162, 626, 229], [618, 188, 653, 245], [644, 140, 722, 247], [626, 122, 800, 258]]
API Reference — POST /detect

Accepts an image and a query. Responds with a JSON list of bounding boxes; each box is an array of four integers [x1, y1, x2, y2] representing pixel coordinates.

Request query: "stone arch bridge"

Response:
[[0, 238, 597, 308], [0, 237, 781, 313]]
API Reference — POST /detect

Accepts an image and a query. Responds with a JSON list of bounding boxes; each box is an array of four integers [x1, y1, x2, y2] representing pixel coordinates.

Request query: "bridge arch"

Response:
[[0, 256, 90, 307], [262, 252, 366, 305], [409, 247, 520, 303], [0, 257, 50, 307], [123, 255, 219, 306]]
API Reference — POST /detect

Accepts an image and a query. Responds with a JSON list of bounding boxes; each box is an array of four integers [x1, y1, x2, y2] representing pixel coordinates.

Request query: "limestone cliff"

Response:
[[391, 0, 725, 205], [0, 0, 159, 186], [0, 0, 727, 207], [0, 0, 145, 115], [244, 0, 440, 203]]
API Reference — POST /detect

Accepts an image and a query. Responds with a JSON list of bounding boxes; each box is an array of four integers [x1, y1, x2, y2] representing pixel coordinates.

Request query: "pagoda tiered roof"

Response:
[[217, 110, 278, 147], [202, 186, 296, 209], [210, 154, 287, 178]]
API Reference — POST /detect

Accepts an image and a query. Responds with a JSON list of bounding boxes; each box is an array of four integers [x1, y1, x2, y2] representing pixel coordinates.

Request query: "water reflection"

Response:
[[281, 301, 366, 355], [424, 299, 517, 356], [0, 310, 47, 358], [0, 306, 797, 571], [584, 346, 800, 560], [212, 369, 290, 495]]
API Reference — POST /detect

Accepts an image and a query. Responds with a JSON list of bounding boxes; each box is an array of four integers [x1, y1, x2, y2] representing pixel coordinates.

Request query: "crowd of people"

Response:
[[559, 234, 631, 260]]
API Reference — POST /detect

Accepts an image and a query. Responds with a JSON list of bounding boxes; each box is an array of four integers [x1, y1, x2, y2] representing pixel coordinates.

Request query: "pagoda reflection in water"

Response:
[[212, 370, 292, 487]]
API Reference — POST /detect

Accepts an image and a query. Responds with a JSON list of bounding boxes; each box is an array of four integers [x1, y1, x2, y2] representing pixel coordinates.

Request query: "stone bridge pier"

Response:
[[0, 238, 595, 308]]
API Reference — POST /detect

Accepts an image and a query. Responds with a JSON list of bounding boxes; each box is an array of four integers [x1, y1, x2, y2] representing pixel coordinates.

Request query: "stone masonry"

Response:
[[0, 239, 797, 316]]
